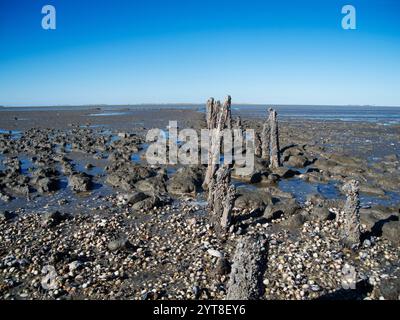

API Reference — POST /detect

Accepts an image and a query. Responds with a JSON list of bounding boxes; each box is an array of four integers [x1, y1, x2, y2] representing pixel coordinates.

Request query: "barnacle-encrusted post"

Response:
[[269, 108, 281, 168], [221, 184, 235, 230], [208, 165, 235, 230], [206, 97, 216, 129], [226, 234, 268, 300], [203, 95, 233, 190], [221, 95, 232, 129], [202, 102, 223, 190], [341, 180, 361, 248], [261, 111, 271, 163], [255, 132, 262, 158], [235, 116, 242, 129]]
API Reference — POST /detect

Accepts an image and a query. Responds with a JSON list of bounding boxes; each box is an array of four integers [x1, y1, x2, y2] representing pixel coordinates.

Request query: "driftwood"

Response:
[[341, 180, 361, 248], [226, 234, 268, 300]]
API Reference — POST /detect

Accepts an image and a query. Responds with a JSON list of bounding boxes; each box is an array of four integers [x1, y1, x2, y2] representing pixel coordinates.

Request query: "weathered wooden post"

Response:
[[207, 165, 235, 231], [221, 95, 232, 129], [261, 118, 271, 163], [203, 95, 233, 190], [205, 97, 212, 129], [221, 183, 235, 230], [206, 97, 214, 129], [206, 97, 220, 130], [202, 105, 223, 190], [226, 234, 268, 300], [341, 180, 361, 249], [255, 132, 262, 158], [269, 108, 281, 168], [235, 116, 242, 129]]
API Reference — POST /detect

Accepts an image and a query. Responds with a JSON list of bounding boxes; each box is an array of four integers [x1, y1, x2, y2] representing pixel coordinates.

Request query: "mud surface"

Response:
[[0, 106, 399, 300]]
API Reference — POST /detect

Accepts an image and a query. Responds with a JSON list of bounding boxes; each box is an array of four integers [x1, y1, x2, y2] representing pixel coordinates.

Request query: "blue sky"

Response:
[[0, 0, 399, 106]]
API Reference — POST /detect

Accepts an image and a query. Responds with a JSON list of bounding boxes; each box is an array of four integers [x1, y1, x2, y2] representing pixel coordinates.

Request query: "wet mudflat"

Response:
[[0, 106, 399, 300]]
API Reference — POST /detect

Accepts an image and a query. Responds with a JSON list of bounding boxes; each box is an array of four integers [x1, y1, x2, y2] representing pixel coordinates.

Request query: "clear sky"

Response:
[[0, 0, 399, 106]]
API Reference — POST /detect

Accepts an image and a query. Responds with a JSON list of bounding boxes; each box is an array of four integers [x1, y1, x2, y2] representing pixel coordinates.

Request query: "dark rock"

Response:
[[32, 176, 58, 193], [258, 173, 279, 185], [270, 167, 300, 179], [263, 198, 300, 220], [360, 207, 395, 230], [41, 211, 71, 227], [360, 207, 399, 243], [105, 164, 153, 191], [359, 185, 386, 197], [135, 174, 167, 194], [377, 273, 400, 300], [107, 238, 133, 252], [167, 166, 204, 195], [68, 172, 92, 192], [0, 190, 12, 202], [234, 191, 272, 213], [0, 210, 16, 221], [381, 220, 400, 245], [232, 158, 269, 183], [132, 194, 170, 211], [85, 163, 94, 170], [105, 173, 134, 191], [125, 192, 149, 205], [281, 212, 308, 229], [192, 286, 201, 299], [8, 182, 30, 195], [214, 257, 231, 276], [285, 155, 310, 168], [307, 194, 333, 221], [31, 167, 58, 178], [383, 154, 399, 162]]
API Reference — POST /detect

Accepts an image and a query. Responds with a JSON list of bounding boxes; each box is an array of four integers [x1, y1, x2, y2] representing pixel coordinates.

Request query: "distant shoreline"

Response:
[[2, 103, 400, 109], [1, 104, 399, 125]]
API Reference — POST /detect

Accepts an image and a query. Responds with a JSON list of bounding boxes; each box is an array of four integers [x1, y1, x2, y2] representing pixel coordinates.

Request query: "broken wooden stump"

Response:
[[208, 165, 235, 231], [206, 97, 219, 130], [202, 111, 223, 190], [255, 132, 262, 158], [221, 184, 236, 230], [269, 108, 281, 168], [221, 95, 232, 129], [341, 180, 361, 249], [259, 108, 281, 168], [226, 234, 268, 300], [203, 96, 232, 190], [234, 116, 242, 129], [261, 111, 271, 163]]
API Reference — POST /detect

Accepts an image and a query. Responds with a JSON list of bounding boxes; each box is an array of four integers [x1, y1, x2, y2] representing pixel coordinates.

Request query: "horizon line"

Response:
[[2, 103, 400, 108]]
